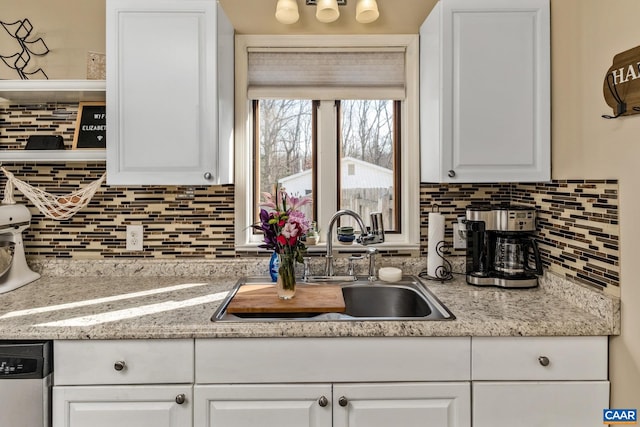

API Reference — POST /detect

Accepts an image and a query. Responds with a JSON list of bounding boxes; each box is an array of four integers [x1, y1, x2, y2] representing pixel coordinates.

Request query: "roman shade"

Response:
[[247, 47, 406, 100]]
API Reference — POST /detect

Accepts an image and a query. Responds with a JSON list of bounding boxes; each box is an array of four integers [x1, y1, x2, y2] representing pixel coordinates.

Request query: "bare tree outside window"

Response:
[[340, 100, 397, 232], [256, 99, 313, 220]]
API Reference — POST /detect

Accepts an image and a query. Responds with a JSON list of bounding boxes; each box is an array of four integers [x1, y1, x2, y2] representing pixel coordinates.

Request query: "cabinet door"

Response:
[[473, 381, 609, 427], [53, 385, 192, 427], [333, 382, 471, 427], [194, 384, 332, 427], [420, 0, 550, 183], [106, 0, 229, 185]]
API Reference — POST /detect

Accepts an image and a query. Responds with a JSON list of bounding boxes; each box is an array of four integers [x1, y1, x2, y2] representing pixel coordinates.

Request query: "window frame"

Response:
[[235, 35, 420, 251]]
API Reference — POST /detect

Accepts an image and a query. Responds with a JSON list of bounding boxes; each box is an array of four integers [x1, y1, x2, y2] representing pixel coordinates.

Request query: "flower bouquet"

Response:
[[255, 186, 311, 299]]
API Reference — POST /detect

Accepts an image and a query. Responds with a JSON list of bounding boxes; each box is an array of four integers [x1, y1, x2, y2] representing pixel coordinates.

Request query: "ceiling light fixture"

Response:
[[276, 0, 379, 25], [315, 0, 340, 23], [275, 0, 300, 24], [355, 0, 379, 24]]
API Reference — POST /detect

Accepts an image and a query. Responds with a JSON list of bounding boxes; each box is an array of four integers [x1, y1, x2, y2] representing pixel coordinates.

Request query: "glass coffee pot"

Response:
[[494, 234, 542, 277]]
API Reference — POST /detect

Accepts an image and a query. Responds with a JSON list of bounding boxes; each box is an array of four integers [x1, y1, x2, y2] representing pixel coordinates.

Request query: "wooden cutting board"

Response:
[[226, 283, 346, 314]]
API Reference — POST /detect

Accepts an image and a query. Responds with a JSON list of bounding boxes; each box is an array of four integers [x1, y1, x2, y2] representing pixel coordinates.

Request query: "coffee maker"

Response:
[[464, 205, 543, 288]]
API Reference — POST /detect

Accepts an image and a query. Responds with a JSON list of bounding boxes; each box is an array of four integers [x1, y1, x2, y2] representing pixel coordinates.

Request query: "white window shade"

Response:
[[247, 48, 406, 100]]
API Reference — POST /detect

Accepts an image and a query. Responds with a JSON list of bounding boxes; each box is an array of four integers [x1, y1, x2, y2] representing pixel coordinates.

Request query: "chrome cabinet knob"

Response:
[[204, 172, 213, 180], [175, 394, 186, 405], [318, 396, 329, 407], [114, 361, 126, 371], [338, 396, 348, 407], [447, 170, 456, 178], [538, 356, 550, 367]]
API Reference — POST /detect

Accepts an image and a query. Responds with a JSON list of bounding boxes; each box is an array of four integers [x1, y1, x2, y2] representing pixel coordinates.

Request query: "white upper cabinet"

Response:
[[420, 0, 550, 183], [106, 0, 234, 185]]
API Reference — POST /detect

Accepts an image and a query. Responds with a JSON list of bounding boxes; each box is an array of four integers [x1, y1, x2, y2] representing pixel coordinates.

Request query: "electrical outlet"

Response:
[[126, 225, 144, 251], [452, 223, 466, 249]]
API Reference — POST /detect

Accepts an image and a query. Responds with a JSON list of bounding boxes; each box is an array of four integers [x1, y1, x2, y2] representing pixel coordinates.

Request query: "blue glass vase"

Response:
[[269, 251, 279, 282]]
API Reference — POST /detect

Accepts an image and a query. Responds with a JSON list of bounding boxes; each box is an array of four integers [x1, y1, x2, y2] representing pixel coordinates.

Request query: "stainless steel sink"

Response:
[[211, 276, 455, 321]]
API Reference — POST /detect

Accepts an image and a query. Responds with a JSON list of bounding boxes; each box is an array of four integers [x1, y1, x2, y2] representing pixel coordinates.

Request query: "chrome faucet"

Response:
[[324, 209, 384, 276]]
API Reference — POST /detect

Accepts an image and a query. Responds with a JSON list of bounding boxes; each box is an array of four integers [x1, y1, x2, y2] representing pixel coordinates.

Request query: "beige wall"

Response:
[[0, 0, 105, 79], [551, 0, 640, 406]]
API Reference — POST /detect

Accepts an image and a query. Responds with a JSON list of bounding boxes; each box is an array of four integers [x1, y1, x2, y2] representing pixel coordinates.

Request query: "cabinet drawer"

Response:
[[54, 339, 194, 385], [196, 337, 471, 383], [473, 381, 609, 427], [472, 336, 607, 380]]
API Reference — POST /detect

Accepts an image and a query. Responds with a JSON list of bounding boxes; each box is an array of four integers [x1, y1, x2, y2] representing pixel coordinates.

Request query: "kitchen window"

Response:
[[254, 98, 400, 233], [235, 35, 420, 250]]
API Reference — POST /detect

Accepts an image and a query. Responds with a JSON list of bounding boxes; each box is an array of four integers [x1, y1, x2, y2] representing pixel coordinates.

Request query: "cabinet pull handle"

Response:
[[447, 170, 456, 178], [113, 361, 126, 371], [538, 356, 550, 367], [204, 172, 213, 180], [318, 396, 329, 407], [175, 394, 186, 405], [338, 396, 348, 407]]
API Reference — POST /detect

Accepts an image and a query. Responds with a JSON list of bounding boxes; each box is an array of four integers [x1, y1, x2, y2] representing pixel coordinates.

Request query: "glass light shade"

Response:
[[316, 0, 340, 23], [275, 0, 299, 24], [356, 0, 379, 23]]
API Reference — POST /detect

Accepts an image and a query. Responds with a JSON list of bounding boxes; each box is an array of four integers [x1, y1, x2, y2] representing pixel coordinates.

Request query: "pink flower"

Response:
[[288, 210, 310, 235], [260, 192, 277, 209], [288, 194, 312, 210], [281, 222, 298, 240]]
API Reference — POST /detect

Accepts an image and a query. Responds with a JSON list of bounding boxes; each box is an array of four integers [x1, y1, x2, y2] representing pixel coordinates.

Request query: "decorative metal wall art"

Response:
[[0, 18, 50, 79]]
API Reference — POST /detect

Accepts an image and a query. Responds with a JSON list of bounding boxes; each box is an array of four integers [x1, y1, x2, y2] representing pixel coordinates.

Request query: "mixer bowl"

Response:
[[0, 241, 15, 277]]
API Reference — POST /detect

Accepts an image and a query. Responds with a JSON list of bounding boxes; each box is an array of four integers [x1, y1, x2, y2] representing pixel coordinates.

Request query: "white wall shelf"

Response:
[[0, 80, 106, 104], [0, 80, 106, 162], [0, 150, 105, 163]]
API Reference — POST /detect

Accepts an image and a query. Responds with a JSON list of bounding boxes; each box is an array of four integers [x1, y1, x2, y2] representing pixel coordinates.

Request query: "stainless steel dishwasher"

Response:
[[0, 341, 53, 427]]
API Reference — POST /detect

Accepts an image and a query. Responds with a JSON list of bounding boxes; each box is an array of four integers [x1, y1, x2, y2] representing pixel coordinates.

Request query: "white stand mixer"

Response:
[[0, 204, 40, 293]]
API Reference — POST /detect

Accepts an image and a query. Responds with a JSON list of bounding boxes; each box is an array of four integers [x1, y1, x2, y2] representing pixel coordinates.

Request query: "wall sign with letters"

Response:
[[603, 45, 640, 118], [73, 102, 106, 149]]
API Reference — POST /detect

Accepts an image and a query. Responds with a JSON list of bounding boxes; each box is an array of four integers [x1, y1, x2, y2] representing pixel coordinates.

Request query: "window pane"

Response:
[[339, 100, 397, 232], [256, 99, 313, 221]]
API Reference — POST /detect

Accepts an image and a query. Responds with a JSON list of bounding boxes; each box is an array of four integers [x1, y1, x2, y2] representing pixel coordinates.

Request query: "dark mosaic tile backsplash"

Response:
[[512, 181, 619, 291], [1, 104, 620, 291]]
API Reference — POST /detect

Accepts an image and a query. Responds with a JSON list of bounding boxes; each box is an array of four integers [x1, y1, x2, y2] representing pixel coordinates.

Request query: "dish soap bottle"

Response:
[[306, 221, 320, 245]]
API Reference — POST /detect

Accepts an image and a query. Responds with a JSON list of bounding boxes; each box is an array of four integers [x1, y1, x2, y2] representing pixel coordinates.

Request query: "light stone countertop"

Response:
[[0, 268, 619, 340]]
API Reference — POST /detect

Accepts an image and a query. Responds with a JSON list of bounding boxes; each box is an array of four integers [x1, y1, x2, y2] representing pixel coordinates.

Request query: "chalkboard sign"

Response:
[[73, 102, 106, 149]]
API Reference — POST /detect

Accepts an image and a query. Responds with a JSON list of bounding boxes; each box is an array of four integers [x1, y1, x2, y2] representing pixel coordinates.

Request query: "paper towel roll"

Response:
[[427, 212, 445, 278]]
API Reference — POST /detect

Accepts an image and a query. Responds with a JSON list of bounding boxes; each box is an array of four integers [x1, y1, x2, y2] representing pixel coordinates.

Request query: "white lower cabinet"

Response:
[[53, 339, 195, 427], [473, 381, 609, 427], [333, 382, 470, 427], [194, 337, 472, 427], [53, 385, 192, 427], [194, 382, 469, 427], [194, 384, 332, 427], [51, 336, 609, 427], [471, 336, 610, 427]]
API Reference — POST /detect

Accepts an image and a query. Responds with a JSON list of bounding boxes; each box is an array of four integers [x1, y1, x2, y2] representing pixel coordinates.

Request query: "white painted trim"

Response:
[[234, 35, 421, 248]]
